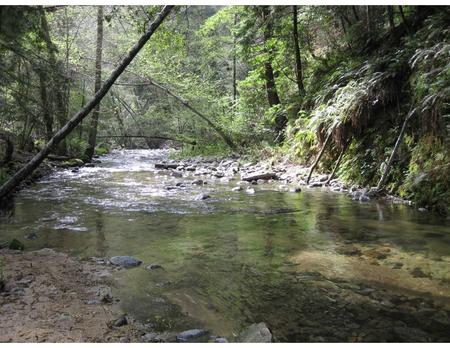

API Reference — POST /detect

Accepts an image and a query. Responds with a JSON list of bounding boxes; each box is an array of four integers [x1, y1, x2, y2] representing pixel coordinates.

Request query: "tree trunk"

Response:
[[386, 6, 395, 30], [0, 5, 174, 201], [398, 6, 410, 33], [352, 6, 360, 21], [376, 110, 414, 190], [37, 69, 53, 142], [39, 7, 68, 155], [325, 143, 347, 186], [292, 5, 305, 98], [306, 124, 336, 184], [85, 6, 104, 161], [262, 6, 284, 139], [232, 13, 237, 102]]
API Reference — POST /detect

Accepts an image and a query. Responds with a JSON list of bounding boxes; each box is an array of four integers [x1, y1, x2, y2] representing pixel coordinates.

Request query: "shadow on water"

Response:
[[0, 149, 449, 341]]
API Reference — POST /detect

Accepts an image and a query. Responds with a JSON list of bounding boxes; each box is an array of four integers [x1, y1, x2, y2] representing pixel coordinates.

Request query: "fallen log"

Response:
[[242, 172, 278, 181]]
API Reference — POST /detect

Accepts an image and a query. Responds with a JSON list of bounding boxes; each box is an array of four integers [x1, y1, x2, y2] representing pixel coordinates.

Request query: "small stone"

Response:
[[113, 315, 128, 327], [191, 179, 204, 185], [214, 337, 229, 343], [195, 193, 210, 200], [418, 207, 427, 212], [24, 232, 38, 241], [177, 329, 208, 342], [109, 256, 142, 268], [146, 264, 163, 270], [232, 186, 243, 192], [359, 195, 370, 202], [289, 187, 302, 193], [308, 182, 322, 188], [245, 188, 255, 194]]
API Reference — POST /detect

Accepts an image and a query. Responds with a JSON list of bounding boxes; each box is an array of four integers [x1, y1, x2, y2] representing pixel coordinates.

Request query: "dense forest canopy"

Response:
[[0, 5, 449, 213]]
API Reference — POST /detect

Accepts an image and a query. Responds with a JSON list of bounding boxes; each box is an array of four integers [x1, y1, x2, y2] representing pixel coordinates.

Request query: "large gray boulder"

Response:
[[238, 323, 272, 343], [109, 256, 142, 268]]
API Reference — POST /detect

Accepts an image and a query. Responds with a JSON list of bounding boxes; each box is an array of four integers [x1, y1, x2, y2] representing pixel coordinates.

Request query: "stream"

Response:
[[1, 149, 450, 342]]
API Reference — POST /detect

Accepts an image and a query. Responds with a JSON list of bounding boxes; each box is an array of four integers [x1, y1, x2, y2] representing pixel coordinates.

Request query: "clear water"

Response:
[[1, 149, 449, 340]]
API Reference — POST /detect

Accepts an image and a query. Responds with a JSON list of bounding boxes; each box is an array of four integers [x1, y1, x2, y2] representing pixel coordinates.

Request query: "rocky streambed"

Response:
[[1, 149, 449, 342]]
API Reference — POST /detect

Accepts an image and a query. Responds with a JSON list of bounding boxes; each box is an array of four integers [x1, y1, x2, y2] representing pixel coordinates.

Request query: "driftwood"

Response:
[[0, 6, 174, 201], [242, 172, 278, 181]]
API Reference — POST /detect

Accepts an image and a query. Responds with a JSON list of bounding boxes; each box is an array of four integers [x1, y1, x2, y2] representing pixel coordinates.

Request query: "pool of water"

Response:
[[1, 149, 450, 341]]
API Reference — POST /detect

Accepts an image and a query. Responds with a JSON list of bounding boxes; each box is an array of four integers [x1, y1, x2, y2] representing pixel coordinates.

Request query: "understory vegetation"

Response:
[[0, 5, 449, 213]]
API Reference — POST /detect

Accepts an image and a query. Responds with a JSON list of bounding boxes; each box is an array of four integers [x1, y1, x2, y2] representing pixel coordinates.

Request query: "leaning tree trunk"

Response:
[[325, 143, 348, 186], [0, 5, 174, 201], [377, 110, 414, 190], [85, 6, 104, 161], [306, 123, 337, 184]]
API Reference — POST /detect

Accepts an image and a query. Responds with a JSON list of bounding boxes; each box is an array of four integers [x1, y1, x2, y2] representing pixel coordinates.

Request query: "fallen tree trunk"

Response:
[[0, 6, 174, 201], [377, 108, 414, 190], [97, 135, 196, 145], [306, 123, 337, 184]]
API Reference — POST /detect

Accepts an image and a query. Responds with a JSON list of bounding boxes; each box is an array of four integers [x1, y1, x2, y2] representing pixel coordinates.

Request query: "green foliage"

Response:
[[401, 135, 450, 214], [8, 238, 24, 251], [95, 145, 109, 156], [66, 137, 89, 158]]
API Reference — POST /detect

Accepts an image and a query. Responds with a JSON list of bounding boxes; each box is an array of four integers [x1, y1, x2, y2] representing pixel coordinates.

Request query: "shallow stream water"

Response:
[[1, 149, 450, 341]]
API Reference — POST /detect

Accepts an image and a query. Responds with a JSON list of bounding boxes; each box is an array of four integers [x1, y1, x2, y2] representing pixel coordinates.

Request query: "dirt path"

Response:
[[0, 248, 140, 342]]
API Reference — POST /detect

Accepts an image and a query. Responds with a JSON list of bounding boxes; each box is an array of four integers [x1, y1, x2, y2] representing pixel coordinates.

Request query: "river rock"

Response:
[[176, 329, 208, 342], [232, 186, 243, 192], [238, 322, 272, 343], [245, 188, 255, 194], [24, 232, 38, 240], [109, 256, 142, 268], [195, 193, 210, 200], [146, 263, 163, 270], [214, 337, 229, 343], [359, 195, 370, 202], [290, 187, 302, 193], [191, 179, 204, 185], [155, 163, 178, 170], [113, 314, 128, 327], [242, 172, 277, 182]]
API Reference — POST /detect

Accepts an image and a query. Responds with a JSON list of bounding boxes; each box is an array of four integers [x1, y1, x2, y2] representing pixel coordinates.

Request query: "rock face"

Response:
[[238, 323, 272, 343], [109, 256, 142, 268], [176, 329, 208, 342]]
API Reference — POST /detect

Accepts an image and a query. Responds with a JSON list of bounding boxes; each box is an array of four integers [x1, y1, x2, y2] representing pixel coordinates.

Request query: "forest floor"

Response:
[[0, 248, 140, 343]]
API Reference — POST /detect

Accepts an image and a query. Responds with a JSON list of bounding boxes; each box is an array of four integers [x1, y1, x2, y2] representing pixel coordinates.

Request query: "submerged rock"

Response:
[[176, 329, 208, 342], [232, 186, 243, 192], [24, 232, 38, 241], [146, 264, 163, 270], [195, 193, 210, 200], [290, 187, 302, 193], [214, 337, 229, 343], [109, 256, 142, 268], [245, 188, 255, 194], [238, 322, 272, 343]]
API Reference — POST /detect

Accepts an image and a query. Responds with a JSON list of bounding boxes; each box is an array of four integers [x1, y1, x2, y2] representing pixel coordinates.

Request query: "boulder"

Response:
[[109, 256, 142, 268], [238, 323, 272, 343]]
